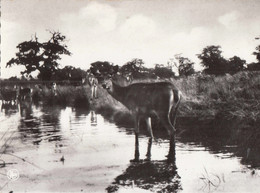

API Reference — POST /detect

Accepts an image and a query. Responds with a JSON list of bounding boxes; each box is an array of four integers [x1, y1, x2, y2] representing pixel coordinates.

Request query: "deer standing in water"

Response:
[[102, 75, 181, 162]]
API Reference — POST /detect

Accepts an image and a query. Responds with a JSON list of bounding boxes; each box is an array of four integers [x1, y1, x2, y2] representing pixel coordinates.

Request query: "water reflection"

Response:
[[74, 106, 90, 117], [1, 101, 19, 116], [17, 103, 66, 147], [1, 103, 260, 192], [107, 137, 182, 193], [175, 117, 260, 169], [90, 111, 97, 126], [18, 100, 42, 145], [107, 160, 181, 193]]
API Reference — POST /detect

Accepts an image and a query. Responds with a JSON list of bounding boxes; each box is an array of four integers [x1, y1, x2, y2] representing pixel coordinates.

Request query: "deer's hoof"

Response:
[[130, 158, 140, 163]]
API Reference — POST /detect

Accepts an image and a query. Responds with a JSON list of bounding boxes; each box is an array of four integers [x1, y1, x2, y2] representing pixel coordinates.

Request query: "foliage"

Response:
[[6, 31, 71, 81], [253, 45, 260, 63], [197, 45, 228, 75], [120, 58, 144, 75], [247, 62, 260, 71], [153, 65, 175, 78], [8, 76, 20, 82], [89, 61, 119, 81], [227, 56, 246, 74], [248, 44, 260, 71], [120, 58, 156, 79], [177, 57, 195, 77], [52, 65, 87, 84]]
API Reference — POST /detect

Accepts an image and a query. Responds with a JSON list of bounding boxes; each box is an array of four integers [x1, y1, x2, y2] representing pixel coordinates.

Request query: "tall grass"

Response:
[[176, 71, 260, 102], [173, 71, 260, 132]]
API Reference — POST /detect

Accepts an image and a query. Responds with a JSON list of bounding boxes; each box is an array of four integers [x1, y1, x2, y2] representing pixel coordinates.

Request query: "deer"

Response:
[[102, 75, 181, 162]]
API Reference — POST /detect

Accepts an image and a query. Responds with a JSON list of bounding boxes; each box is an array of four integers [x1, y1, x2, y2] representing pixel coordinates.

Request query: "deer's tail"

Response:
[[173, 89, 181, 109], [170, 89, 182, 126]]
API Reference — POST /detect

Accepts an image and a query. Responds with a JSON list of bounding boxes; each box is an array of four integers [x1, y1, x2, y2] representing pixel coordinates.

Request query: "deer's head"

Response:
[[102, 74, 133, 95], [102, 78, 113, 93]]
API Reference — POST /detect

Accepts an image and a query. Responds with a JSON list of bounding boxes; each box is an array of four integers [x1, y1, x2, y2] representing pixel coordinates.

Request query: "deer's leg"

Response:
[[131, 115, 140, 162], [159, 113, 176, 163], [145, 137, 152, 161], [170, 97, 181, 128], [94, 86, 97, 98], [170, 108, 178, 129], [145, 117, 154, 138], [90, 86, 94, 100], [145, 117, 153, 161]]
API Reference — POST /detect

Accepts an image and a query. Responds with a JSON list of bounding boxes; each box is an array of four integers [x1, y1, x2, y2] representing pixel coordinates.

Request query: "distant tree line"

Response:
[[5, 32, 260, 82], [197, 45, 260, 75]]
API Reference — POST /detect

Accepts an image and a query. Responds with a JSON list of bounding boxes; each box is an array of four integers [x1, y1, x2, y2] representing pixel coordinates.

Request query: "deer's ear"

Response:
[[111, 75, 118, 83], [111, 78, 116, 84]]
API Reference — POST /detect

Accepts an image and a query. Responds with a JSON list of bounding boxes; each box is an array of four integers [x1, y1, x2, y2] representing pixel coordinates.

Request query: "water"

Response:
[[0, 101, 259, 193]]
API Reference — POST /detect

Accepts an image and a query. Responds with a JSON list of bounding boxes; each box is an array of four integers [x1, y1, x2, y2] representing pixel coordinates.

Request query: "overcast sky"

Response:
[[1, 0, 260, 78]]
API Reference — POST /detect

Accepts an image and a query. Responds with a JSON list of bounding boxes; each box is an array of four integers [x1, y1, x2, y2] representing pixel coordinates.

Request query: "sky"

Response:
[[1, 0, 260, 78]]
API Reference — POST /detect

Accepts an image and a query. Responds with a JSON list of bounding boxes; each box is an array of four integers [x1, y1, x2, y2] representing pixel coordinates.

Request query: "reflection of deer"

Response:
[[107, 139, 181, 192], [103, 75, 181, 161], [19, 99, 33, 119], [90, 111, 97, 126], [107, 161, 181, 192]]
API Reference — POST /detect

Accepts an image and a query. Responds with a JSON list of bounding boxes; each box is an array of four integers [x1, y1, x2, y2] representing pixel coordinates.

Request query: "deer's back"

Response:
[[122, 82, 177, 112]]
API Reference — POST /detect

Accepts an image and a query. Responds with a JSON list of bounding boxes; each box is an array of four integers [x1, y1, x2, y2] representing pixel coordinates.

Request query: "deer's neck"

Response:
[[109, 83, 128, 104]]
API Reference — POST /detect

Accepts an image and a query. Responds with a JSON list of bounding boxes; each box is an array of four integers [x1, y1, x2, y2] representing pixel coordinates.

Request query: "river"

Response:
[[0, 101, 259, 192]]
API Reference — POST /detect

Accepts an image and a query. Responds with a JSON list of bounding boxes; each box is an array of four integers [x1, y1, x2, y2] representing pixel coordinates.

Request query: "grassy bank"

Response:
[[175, 71, 260, 129]]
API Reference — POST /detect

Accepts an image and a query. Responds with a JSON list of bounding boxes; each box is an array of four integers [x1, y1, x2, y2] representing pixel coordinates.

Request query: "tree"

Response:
[[153, 64, 175, 78], [247, 62, 260, 71], [253, 45, 260, 62], [6, 31, 71, 81], [119, 58, 154, 79], [53, 66, 87, 84], [227, 56, 246, 74], [120, 59, 144, 74], [197, 45, 228, 75], [89, 61, 119, 81], [177, 57, 195, 77], [247, 43, 260, 71]]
